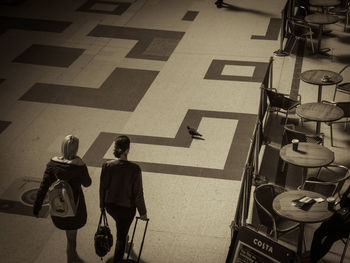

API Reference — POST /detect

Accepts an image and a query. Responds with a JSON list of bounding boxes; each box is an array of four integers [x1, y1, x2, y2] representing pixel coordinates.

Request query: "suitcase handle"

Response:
[[127, 217, 150, 262], [136, 216, 150, 221]]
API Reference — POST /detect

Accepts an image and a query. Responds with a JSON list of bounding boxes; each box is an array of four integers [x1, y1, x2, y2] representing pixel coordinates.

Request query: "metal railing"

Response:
[[226, 56, 274, 263]]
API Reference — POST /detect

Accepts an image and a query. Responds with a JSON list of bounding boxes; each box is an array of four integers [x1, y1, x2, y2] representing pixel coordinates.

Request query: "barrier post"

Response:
[[274, 5, 289, 56]]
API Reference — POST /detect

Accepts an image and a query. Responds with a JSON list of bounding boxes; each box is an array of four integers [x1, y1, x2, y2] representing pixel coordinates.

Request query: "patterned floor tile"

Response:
[[0, 16, 71, 35], [88, 25, 185, 61], [182, 11, 199, 21], [251, 18, 281, 40], [77, 0, 132, 15], [83, 109, 256, 180], [19, 68, 159, 111], [204, 60, 269, 82], [12, 44, 85, 67]]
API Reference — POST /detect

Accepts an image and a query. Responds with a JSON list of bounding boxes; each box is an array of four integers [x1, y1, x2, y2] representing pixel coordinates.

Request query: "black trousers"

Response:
[[310, 216, 350, 262], [106, 205, 136, 262]]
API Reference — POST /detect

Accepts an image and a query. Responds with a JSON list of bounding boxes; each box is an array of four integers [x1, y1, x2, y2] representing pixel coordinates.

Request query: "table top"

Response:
[[305, 13, 340, 25], [300, 69, 343, 86], [273, 190, 334, 223], [280, 142, 334, 168], [309, 0, 341, 7], [296, 102, 344, 122]]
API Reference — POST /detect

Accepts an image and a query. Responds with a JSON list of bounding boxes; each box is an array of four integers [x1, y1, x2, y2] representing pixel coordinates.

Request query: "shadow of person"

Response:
[[216, 2, 275, 17]]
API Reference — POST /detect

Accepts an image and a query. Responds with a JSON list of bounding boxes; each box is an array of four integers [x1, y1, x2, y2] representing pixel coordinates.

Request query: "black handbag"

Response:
[[335, 207, 350, 225], [94, 209, 113, 259]]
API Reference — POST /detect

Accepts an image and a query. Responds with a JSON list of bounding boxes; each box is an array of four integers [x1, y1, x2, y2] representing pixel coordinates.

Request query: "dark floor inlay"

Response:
[[77, 0, 132, 15], [0, 121, 11, 133], [20, 68, 159, 111], [204, 60, 269, 82], [13, 44, 85, 67], [88, 25, 185, 61], [0, 79, 5, 85], [83, 109, 257, 180], [0, 177, 49, 218], [251, 18, 281, 40], [182, 11, 199, 21], [0, 16, 71, 35]]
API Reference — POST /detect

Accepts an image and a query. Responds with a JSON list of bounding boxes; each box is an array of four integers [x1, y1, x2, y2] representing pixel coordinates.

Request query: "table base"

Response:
[[320, 48, 332, 55], [274, 49, 289, 57]]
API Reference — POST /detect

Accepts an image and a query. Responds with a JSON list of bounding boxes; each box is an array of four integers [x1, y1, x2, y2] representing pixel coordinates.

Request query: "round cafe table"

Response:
[[309, 0, 341, 8], [296, 102, 344, 133], [300, 69, 343, 102], [279, 142, 334, 183], [305, 13, 339, 54], [273, 190, 334, 260]]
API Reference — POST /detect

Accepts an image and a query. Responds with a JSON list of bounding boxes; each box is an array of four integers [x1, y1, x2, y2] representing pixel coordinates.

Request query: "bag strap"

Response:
[[97, 209, 109, 230]]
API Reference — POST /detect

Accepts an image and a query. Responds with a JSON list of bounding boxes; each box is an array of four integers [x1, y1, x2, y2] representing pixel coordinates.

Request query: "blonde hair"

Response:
[[61, 135, 79, 160]]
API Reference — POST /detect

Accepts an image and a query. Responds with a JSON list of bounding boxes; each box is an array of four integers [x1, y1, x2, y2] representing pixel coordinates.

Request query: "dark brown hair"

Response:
[[113, 135, 130, 158]]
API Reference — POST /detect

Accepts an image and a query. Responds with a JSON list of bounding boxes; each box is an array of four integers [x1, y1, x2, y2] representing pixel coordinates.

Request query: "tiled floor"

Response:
[[0, 0, 349, 262]]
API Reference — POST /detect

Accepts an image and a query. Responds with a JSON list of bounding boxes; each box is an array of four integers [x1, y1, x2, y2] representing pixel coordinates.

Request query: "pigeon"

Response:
[[187, 126, 202, 137]]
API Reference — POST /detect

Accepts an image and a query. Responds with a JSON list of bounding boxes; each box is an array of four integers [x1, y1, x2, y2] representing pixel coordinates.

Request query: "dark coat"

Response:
[[33, 157, 92, 230], [99, 160, 147, 216]]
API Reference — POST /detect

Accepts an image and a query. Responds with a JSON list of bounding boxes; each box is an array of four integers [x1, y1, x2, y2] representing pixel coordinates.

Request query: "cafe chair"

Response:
[[254, 184, 301, 241], [329, 0, 350, 32], [282, 124, 324, 146], [322, 100, 350, 147], [264, 87, 301, 126], [333, 65, 350, 101], [288, 18, 315, 54], [294, 0, 310, 20], [299, 164, 350, 197]]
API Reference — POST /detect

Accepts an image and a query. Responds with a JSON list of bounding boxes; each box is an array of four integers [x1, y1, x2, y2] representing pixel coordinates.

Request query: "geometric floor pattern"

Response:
[[251, 18, 281, 40], [0, 16, 71, 35], [88, 25, 185, 61], [182, 11, 199, 21], [20, 68, 159, 111], [1, 0, 350, 262], [83, 109, 257, 180], [13, 44, 85, 67], [204, 59, 269, 82], [77, 0, 132, 15]]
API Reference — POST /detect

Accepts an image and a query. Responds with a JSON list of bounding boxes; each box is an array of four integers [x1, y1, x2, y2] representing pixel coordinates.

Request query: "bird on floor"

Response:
[[187, 126, 203, 139]]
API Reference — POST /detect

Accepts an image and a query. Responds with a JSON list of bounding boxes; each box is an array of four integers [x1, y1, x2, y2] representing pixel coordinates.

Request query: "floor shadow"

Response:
[[337, 35, 350, 44], [218, 2, 275, 17], [192, 136, 205, 140], [334, 54, 350, 64]]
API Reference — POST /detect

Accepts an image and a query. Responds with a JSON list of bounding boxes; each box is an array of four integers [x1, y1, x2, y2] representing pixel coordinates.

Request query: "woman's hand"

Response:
[[139, 214, 148, 220]]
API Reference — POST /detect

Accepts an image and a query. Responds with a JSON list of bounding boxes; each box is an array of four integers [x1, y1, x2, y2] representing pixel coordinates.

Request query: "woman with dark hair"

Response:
[[33, 135, 92, 263], [99, 135, 147, 262]]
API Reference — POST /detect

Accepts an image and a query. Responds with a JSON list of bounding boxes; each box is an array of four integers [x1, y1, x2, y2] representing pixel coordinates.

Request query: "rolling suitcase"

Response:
[[122, 217, 150, 263]]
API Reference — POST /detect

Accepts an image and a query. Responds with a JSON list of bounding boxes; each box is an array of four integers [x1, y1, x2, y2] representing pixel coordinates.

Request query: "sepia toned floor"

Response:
[[0, 0, 349, 262]]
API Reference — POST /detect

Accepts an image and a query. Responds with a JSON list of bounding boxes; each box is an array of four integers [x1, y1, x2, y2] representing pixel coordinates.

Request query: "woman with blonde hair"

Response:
[[34, 135, 91, 263]]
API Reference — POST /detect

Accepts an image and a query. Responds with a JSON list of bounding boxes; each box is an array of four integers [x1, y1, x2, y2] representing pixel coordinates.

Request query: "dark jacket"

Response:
[[33, 157, 92, 230], [99, 160, 146, 216], [339, 185, 350, 209]]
